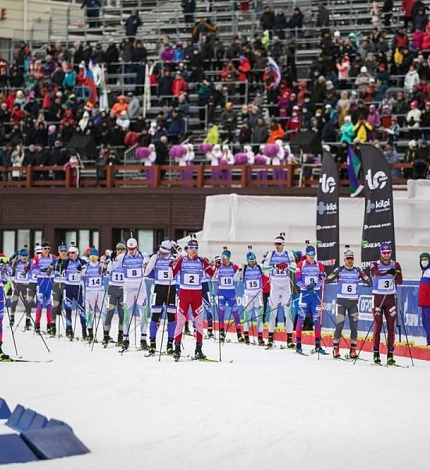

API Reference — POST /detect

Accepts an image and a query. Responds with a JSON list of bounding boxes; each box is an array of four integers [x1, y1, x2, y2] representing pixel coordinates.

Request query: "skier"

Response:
[[0, 254, 12, 360], [51, 242, 69, 336], [63, 246, 87, 340], [295, 245, 326, 353], [104, 242, 126, 347], [144, 239, 177, 355], [241, 250, 265, 345], [10, 248, 31, 330], [110, 238, 149, 351], [33, 242, 56, 334], [214, 249, 242, 343], [326, 248, 371, 358], [370, 242, 403, 365], [25, 245, 42, 330], [263, 234, 296, 348], [202, 264, 215, 338], [171, 239, 215, 360], [82, 249, 105, 342], [418, 252, 430, 346]]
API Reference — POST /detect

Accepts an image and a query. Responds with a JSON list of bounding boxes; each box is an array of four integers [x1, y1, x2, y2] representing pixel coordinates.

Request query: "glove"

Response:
[[0, 256, 9, 264], [387, 267, 397, 276], [4, 280, 13, 294], [76, 265, 83, 272], [276, 262, 287, 270], [307, 282, 316, 291], [169, 260, 175, 268]]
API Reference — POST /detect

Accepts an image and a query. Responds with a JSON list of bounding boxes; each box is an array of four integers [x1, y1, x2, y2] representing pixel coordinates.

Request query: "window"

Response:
[[64, 230, 99, 252]]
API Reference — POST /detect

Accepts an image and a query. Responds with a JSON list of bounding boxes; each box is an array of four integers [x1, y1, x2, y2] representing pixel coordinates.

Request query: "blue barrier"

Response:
[[6, 404, 25, 431], [46, 418, 73, 432], [29, 413, 48, 431], [15, 409, 37, 432], [0, 434, 39, 464], [0, 397, 11, 419]]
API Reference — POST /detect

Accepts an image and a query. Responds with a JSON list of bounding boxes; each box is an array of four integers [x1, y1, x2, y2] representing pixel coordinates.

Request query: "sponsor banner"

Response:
[[360, 144, 396, 270], [316, 150, 340, 275]]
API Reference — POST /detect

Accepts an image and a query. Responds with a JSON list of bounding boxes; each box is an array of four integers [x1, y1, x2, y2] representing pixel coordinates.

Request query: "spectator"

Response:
[[167, 109, 185, 144], [127, 93, 140, 121], [384, 143, 401, 178], [316, 3, 330, 29], [260, 6, 275, 33], [158, 69, 175, 107], [112, 95, 129, 118], [354, 115, 373, 142], [404, 139, 417, 178], [386, 116, 400, 144], [413, 138, 430, 178], [11, 144, 25, 180], [81, 0, 101, 29], [407, 100, 422, 139], [182, 0, 196, 31], [105, 40, 120, 85], [274, 9, 288, 39], [340, 116, 355, 143], [125, 10, 142, 42], [268, 119, 285, 143], [405, 63, 420, 94]]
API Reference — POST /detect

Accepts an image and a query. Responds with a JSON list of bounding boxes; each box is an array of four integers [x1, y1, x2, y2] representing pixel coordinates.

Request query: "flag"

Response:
[[316, 149, 340, 274], [86, 61, 98, 105], [360, 143, 396, 271], [98, 64, 109, 111], [347, 145, 363, 197], [268, 57, 281, 89]]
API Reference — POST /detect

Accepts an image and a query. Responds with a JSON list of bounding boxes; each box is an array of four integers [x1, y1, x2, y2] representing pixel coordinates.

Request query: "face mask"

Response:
[[421, 259, 429, 269]]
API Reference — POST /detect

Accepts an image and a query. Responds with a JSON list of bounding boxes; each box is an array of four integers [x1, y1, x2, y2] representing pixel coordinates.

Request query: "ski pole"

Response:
[[4, 301, 19, 357], [121, 276, 145, 354], [224, 287, 263, 336], [158, 279, 173, 362], [353, 318, 374, 365], [91, 288, 107, 351], [396, 293, 414, 366]]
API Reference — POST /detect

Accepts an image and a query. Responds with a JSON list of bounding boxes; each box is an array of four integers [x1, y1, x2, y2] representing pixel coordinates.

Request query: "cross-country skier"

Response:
[[82, 249, 105, 342], [240, 250, 265, 345], [144, 239, 177, 355], [103, 242, 126, 347], [171, 239, 215, 360], [63, 246, 87, 340], [214, 249, 242, 343], [33, 241, 56, 334], [51, 242, 69, 336], [326, 248, 371, 358], [370, 242, 403, 365], [263, 234, 296, 348], [110, 238, 149, 351], [25, 245, 42, 330], [0, 254, 12, 361], [10, 249, 31, 329], [418, 252, 430, 346], [295, 245, 326, 353]]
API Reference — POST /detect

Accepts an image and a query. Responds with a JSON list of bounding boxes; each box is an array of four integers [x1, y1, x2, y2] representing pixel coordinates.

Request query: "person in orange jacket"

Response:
[[268, 119, 285, 143]]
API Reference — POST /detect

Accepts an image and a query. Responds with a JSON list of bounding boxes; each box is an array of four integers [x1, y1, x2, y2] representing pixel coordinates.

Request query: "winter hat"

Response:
[[379, 242, 392, 253], [187, 239, 199, 250], [274, 235, 285, 244], [116, 242, 126, 251], [68, 246, 79, 254], [160, 239, 172, 254], [19, 249, 29, 257], [409, 140, 416, 147], [58, 242, 68, 251], [344, 249, 354, 258], [306, 246, 316, 256], [127, 238, 138, 249], [42, 241, 51, 249], [221, 249, 231, 259], [360, 66, 368, 73], [246, 251, 257, 262], [89, 249, 99, 257], [34, 246, 43, 254], [420, 252, 430, 260]]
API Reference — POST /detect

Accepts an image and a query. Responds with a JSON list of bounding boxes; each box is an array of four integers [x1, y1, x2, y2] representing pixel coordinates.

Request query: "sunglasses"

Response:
[[43, 247, 51, 251], [381, 251, 392, 256], [274, 243, 283, 246], [307, 252, 315, 256], [345, 257, 354, 261]]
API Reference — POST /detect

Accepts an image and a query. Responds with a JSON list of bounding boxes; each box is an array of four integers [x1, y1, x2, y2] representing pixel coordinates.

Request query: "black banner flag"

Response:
[[360, 143, 396, 270], [316, 150, 340, 274]]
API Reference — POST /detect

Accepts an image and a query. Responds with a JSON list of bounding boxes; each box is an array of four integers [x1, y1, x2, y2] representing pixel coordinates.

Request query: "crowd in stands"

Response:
[[1, 0, 430, 182]]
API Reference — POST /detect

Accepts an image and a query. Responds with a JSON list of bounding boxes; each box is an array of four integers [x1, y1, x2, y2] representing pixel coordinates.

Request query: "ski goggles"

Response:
[[381, 250, 392, 256]]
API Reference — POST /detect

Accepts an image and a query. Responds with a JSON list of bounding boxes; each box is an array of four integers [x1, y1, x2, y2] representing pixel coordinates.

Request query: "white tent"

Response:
[[178, 180, 430, 279]]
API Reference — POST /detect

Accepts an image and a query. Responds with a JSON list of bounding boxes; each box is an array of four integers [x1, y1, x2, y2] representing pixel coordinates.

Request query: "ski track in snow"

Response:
[[1, 318, 429, 470]]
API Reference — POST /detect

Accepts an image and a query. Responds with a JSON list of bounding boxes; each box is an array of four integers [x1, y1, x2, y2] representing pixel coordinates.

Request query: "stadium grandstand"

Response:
[[0, 0, 428, 252]]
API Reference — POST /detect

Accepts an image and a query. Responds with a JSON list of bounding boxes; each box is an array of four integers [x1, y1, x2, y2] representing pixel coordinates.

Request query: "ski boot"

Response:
[[49, 323, 57, 337], [166, 340, 174, 355], [387, 351, 396, 366], [333, 345, 340, 359], [349, 346, 358, 359], [237, 330, 244, 343], [194, 344, 206, 360], [207, 328, 214, 339], [173, 344, 181, 361], [81, 327, 88, 340], [24, 317, 32, 330], [140, 339, 148, 350], [34, 323, 41, 334], [122, 337, 130, 351], [315, 340, 326, 355], [266, 332, 274, 349], [296, 341, 303, 353], [87, 329, 94, 342], [286, 333, 295, 349], [258, 334, 265, 347], [117, 331, 123, 347], [102, 334, 111, 347], [66, 326, 74, 340], [9, 314, 15, 327], [0, 345, 10, 361], [244, 332, 250, 345], [219, 328, 226, 343], [373, 350, 381, 364]]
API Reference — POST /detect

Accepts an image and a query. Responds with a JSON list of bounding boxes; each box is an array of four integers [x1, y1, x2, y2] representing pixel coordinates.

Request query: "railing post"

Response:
[[286, 163, 294, 188], [153, 164, 161, 187], [26, 166, 33, 188], [241, 164, 247, 188], [65, 165, 72, 188], [106, 164, 114, 188], [196, 165, 204, 188]]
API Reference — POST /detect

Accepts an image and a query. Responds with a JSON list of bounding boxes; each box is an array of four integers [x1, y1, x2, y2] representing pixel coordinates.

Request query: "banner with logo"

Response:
[[316, 150, 340, 274], [360, 143, 396, 270]]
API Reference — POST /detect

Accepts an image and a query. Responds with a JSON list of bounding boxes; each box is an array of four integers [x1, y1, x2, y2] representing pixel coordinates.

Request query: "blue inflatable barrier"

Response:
[[5, 404, 25, 431], [0, 397, 11, 419], [0, 434, 39, 464]]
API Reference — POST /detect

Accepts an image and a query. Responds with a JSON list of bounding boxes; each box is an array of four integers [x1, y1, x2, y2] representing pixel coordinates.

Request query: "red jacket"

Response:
[[402, 0, 414, 16], [238, 58, 251, 82]]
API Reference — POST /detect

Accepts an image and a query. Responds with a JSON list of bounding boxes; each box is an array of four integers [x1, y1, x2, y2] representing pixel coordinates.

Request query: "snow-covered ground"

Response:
[[1, 317, 429, 470]]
